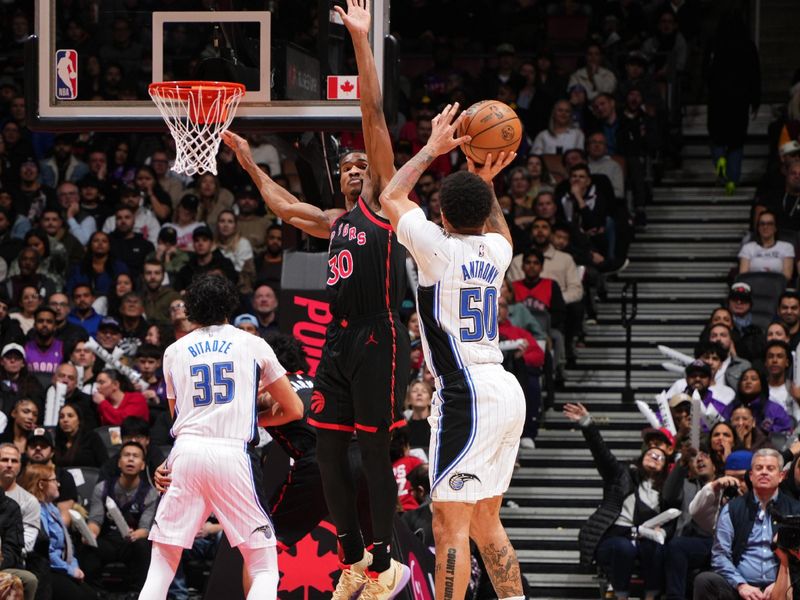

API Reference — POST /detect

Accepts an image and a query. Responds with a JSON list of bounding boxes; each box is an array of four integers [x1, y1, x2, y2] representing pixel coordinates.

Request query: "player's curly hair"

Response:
[[264, 333, 309, 373], [439, 171, 493, 231], [184, 274, 240, 327]]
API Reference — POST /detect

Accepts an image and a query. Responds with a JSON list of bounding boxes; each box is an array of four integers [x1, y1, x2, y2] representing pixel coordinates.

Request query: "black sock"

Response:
[[370, 540, 392, 572], [338, 532, 366, 565]]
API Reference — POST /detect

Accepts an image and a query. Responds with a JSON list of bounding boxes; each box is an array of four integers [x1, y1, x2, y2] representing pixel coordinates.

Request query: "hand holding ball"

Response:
[[457, 101, 522, 165]]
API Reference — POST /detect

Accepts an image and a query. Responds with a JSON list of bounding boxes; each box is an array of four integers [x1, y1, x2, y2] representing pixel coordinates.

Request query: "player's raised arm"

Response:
[[467, 153, 517, 247], [222, 131, 343, 239], [379, 103, 470, 229], [335, 0, 395, 189], [257, 376, 304, 427]]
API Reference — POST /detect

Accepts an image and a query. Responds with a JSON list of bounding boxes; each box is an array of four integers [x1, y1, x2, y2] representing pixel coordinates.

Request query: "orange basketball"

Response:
[[458, 100, 522, 165]]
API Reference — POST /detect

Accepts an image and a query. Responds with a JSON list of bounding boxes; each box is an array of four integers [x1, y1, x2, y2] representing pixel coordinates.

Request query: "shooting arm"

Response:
[[484, 185, 513, 247], [379, 147, 437, 229]]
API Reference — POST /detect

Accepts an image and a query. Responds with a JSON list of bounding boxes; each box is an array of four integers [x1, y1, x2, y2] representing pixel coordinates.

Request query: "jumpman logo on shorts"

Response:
[[365, 331, 378, 346]]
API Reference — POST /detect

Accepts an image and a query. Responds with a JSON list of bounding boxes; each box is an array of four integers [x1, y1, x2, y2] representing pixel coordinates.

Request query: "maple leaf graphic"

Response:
[[279, 521, 339, 600], [340, 80, 355, 93]]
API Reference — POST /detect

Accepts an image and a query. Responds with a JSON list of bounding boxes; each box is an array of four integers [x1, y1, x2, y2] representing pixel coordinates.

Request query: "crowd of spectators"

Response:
[[554, 61, 800, 598], [0, 0, 795, 598]]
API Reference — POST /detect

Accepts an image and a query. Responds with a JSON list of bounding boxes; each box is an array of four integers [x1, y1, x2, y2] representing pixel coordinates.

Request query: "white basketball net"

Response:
[[149, 82, 244, 177]]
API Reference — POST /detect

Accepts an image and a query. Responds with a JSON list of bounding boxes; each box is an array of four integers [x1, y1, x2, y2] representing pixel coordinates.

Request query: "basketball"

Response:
[[458, 101, 523, 165]]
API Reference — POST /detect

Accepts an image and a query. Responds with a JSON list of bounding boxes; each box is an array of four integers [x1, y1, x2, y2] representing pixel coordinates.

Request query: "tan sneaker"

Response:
[[360, 559, 411, 600], [332, 551, 372, 600]]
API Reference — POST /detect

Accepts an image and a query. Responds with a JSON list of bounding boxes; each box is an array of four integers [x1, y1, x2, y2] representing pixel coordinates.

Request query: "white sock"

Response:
[[500, 596, 525, 600], [240, 544, 279, 600], [138, 542, 182, 599]]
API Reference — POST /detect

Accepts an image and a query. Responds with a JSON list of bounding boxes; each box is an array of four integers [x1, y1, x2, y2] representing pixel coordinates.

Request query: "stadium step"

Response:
[[505, 116, 752, 598]]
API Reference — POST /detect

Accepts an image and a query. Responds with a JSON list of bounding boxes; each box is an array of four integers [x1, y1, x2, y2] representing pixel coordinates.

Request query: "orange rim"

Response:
[[148, 80, 246, 99], [149, 81, 245, 125]]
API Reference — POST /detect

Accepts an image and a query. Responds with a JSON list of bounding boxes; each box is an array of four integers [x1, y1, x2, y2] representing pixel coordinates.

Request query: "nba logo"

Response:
[[55, 50, 78, 100]]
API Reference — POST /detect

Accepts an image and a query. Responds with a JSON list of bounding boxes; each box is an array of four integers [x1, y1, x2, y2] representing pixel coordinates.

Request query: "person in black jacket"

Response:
[[564, 402, 670, 600], [0, 289, 24, 350], [174, 226, 238, 291], [0, 481, 26, 576], [53, 404, 108, 469]]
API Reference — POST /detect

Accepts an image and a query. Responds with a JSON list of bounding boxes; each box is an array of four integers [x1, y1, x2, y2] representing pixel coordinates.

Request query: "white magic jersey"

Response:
[[164, 324, 286, 442], [396, 208, 512, 378]]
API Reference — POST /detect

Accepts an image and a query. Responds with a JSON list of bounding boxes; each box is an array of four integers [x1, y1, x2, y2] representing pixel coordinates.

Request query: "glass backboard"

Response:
[[29, 0, 393, 131]]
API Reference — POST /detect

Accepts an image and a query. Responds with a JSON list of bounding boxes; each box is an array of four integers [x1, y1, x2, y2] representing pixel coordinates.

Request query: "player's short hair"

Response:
[[439, 171, 492, 231], [121, 416, 150, 439], [338, 149, 367, 167], [184, 274, 239, 327], [264, 333, 309, 373]]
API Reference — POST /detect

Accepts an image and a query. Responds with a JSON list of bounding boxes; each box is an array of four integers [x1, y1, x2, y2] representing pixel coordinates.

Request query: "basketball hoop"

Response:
[[149, 81, 245, 177]]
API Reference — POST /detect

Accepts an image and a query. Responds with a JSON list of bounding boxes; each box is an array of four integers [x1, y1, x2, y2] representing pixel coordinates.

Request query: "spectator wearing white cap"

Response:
[[738, 209, 795, 281]]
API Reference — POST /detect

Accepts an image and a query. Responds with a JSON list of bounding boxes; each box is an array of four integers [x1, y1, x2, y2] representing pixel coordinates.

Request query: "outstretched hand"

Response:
[[425, 103, 471, 158], [221, 130, 253, 166], [334, 0, 371, 37], [563, 402, 589, 423], [467, 152, 517, 185]]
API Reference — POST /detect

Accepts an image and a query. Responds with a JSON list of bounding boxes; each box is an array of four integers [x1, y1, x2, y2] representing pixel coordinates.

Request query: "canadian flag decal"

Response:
[[327, 76, 360, 100]]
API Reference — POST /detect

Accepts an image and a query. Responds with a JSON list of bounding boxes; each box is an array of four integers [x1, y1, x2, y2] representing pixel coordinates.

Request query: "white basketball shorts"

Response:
[[429, 364, 525, 503], [149, 435, 275, 549]]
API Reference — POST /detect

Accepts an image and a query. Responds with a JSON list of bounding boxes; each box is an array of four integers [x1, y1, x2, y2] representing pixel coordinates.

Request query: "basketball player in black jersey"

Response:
[[222, 0, 411, 596]]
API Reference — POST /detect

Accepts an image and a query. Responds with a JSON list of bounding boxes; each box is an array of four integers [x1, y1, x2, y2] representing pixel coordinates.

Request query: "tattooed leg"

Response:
[[470, 497, 524, 598], [432, 502, 474, 600]]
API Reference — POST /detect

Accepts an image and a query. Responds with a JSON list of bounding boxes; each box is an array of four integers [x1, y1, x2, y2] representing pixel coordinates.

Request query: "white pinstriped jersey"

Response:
[[396, 208, 512, 378], [164, 324, 286, 442]]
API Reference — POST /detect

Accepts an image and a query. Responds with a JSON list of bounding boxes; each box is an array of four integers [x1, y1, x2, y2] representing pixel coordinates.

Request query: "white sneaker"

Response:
[[519, 437, 535, 449], [361, 559, 411, 600], [332, 551, 372, 600]]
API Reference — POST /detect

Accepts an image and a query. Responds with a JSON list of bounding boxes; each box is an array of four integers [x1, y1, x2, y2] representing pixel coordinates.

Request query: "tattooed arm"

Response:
[[380, 103, 470, 229]]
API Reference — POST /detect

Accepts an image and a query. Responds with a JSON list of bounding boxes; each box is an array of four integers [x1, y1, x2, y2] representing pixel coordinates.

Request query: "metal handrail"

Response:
[[621, 281, 638, 403]]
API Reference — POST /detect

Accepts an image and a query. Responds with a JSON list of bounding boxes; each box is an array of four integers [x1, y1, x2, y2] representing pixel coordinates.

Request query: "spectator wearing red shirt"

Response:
[[499, 296, 544, 448], [390, 428, 424, 512], [512, 248, 567, 333], [91, 369, 148, 426]]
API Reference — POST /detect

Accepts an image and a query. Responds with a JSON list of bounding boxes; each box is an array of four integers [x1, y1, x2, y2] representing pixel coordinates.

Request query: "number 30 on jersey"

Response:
[[327, 249, 354, 285]]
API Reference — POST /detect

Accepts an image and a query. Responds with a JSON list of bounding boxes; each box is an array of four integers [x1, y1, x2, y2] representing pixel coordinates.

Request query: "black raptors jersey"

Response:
[[266, 372, 316, 461], [326, 197, 406, 318]]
